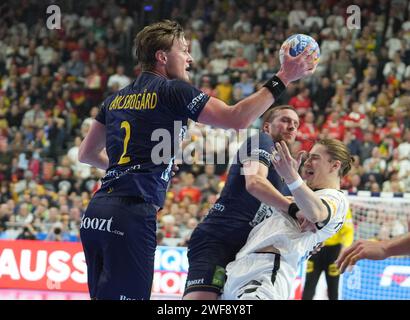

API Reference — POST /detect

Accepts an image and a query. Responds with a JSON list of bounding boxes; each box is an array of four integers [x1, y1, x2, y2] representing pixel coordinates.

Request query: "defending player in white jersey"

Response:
[[221, 139, 352, 300]]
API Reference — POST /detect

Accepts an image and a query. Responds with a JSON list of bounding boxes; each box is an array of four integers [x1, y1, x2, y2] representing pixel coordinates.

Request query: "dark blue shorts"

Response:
[[184, 228, 245, 296], [80, 196, 157, 300]]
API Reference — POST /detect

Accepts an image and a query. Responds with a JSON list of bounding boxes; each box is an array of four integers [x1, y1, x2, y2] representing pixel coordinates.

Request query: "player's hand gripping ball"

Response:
[[279, 34, 320, 67]]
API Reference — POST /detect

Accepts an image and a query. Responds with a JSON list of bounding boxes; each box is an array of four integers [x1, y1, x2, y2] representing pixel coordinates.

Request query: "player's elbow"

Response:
[[78, 145, 90, 164], [309, 207, 330, 224], [245, 176, 261, 194], [78, 149, 87, 164]]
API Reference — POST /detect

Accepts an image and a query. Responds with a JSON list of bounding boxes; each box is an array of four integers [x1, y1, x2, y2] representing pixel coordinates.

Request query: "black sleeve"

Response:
[[167, 80, 210, 121], [95, 100, 107, 125]]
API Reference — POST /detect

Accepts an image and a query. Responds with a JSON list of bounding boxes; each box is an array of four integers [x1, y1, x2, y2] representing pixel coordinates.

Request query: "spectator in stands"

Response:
[[229, 47, 249, 71], [14, 203, 34, 226], [356, 209, 381, 240], [16, 223, 37, 240], [288, 1, 307, 28], [382, 171, 405, 193], [0, 203, 11, 232], [107, 65, 131, 90], [233, 71, 255, 100], [160, 214, 180, 239], [398, 129, 410, 160], [177, 173, 202, 203], [297, 111, 319, 151], [289, 87, 312, 118], [194, 164, 220, 195], [363, 147, 387, 183], [348, 174, 363, 192]]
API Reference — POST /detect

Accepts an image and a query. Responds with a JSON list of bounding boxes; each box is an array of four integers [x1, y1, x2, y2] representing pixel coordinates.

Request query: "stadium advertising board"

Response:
[[341, 256, 410, 300], [0, 240, 304, 299]]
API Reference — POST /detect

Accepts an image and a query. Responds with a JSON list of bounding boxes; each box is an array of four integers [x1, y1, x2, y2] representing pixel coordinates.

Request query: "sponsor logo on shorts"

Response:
[[80, 216, 124, 236], [119, 295, 137, 300], [186, 279, 204, 287]]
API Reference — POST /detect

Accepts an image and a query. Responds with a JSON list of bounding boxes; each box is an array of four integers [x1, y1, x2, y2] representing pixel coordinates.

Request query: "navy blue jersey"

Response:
[[94, 72, 210, 207], [196, 132, 290, 244]]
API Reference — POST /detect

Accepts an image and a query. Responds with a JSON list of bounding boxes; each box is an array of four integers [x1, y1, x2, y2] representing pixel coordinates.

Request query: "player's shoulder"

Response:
[[315, 188, 344, 196], [243, 131, 272, 146], [100, 91, 118, 109], [316, 188, 348, 203]]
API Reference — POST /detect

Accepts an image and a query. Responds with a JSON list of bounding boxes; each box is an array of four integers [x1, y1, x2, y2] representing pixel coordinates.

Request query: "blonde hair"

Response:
[[317, 139, 353, 177], [134, 20, 185, 70]]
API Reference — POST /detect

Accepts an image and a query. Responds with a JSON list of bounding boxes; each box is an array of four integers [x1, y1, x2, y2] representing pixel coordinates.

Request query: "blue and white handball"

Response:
[[279, 34, 320, 66]]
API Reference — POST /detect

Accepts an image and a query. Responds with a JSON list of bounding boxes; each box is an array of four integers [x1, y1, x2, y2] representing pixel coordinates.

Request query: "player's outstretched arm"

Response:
[[197, 45, 316, 130], [78, 120, 109, 170], [336, 233, 410, 273]]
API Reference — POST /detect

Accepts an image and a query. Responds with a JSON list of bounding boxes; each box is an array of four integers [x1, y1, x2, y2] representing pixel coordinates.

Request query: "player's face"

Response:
[[268, 109, 299, 145], [301, 144, 336, 189], [164, 37, 193, 82]]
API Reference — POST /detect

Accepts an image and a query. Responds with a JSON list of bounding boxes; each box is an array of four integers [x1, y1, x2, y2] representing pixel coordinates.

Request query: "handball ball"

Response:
[[279, 34, 320, 66]]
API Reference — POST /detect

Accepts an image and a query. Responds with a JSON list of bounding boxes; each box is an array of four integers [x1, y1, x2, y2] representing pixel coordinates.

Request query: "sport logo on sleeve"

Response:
[[187, 92, 206, 114]]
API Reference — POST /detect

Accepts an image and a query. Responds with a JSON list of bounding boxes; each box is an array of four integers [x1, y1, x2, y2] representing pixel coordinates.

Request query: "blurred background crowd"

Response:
[[0, 0, 410, 245]]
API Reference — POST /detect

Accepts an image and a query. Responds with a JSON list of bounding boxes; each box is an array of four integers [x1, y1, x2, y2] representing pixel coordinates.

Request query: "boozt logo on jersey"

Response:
[[379, 266, 410, 287], [80, 216, 124, 236], [187, 92, 206, 113]]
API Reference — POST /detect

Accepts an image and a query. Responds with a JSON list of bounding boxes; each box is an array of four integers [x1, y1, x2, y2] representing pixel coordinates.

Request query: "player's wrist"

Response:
[[286, 176, 304, 192], [263, 74, 286, 100], [275, 70, 290, 87], [382, 239, 395, 258], [288, 202, 299, 220]]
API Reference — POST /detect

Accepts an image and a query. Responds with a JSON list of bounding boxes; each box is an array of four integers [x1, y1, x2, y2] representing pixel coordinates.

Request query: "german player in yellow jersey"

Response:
[[302, 209, 354, 300]]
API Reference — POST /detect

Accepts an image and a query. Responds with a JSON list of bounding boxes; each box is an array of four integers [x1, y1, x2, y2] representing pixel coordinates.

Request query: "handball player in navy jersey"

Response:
[[183, 105, 301, 300], [78, 20, 316, 300]]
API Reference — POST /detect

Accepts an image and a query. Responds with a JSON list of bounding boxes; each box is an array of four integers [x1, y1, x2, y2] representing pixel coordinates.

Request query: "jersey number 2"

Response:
[[118, 121, 131, 164]]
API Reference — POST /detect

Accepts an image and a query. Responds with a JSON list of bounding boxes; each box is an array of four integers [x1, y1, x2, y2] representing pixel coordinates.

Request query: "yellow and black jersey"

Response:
[[324, 208, 354, 247]]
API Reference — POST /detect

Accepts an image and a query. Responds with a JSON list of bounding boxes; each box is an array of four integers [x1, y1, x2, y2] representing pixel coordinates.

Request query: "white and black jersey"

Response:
[[222, 189, 349, 300]]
